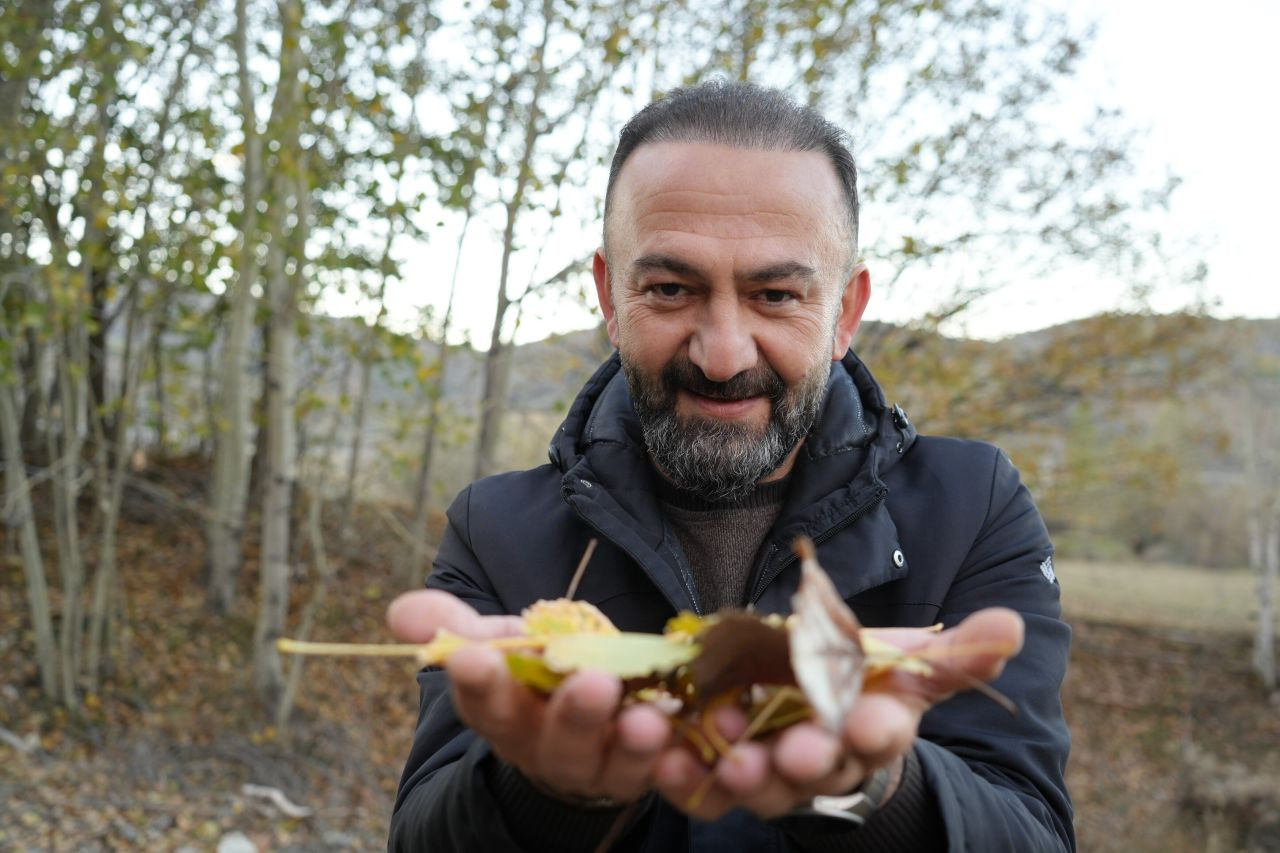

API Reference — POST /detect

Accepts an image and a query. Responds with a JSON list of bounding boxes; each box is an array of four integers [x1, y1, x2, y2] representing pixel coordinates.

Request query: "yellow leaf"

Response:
[[416, 629, 469, 665], [663, 610, 707, 641], [523, 599, 619, 637], [505, 652, 565, 692], [542, 633, 698, 678]]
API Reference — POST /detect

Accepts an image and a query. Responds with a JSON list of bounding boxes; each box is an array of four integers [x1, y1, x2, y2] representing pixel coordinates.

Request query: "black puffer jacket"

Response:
[[389, 351, 1074, 852]]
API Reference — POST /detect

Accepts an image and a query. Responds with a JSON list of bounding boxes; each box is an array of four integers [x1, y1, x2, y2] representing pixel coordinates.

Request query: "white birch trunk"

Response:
[[206, 0, 263, 613], [1255, 514, 1278, 691], [49, 310, 88, 709], [0, 383, 59, 698], [251, 230, 298, 703], [252, 0, 305, 702], [275, 490, 333, 731]]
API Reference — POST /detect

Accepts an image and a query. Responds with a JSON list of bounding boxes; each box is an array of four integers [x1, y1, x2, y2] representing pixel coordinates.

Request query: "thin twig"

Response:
[[565, 538, 599, 600], [371, 502, 438, 561], [592, 798, 643, 853], [276, 639, 427, 657]]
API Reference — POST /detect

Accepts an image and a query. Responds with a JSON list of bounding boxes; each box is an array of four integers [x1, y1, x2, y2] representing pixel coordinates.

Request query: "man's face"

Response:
[[594, 142, 870, 501]]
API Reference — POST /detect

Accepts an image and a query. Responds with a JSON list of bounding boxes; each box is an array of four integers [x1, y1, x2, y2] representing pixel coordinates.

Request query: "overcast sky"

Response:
[[1051, 0, 1279, 322], [370, 0, 1280, 346]]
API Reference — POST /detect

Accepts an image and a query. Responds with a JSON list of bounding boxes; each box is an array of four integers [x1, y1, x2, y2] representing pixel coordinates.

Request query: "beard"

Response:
[[622, 353, 830, 503]]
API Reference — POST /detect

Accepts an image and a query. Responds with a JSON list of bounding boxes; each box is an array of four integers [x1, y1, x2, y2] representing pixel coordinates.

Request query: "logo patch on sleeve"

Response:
[[1039, 555, 1057, 584]]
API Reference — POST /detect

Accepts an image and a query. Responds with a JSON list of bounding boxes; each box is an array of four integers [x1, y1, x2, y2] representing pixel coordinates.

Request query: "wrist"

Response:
[[521, 770, 628, 810], [774, 759, 897, 832], [877, 753, 905, 806]]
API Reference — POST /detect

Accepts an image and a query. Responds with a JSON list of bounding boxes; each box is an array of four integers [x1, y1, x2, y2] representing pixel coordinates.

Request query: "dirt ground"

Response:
[[3, 505, 1278, 851]]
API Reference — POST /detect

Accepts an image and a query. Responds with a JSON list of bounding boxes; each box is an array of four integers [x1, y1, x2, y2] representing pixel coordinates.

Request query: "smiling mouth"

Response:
[[679, 389, 768, 417], [689, 390, 757, 402]]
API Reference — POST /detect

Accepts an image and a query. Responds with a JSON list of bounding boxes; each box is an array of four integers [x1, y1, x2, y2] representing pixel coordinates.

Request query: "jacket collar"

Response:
[[550, 350, 916, 474], [549, 350, 917, 612]]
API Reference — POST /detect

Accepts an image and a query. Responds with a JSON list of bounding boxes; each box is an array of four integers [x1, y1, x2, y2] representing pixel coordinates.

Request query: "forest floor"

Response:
[[2, 481, 1279, 851]]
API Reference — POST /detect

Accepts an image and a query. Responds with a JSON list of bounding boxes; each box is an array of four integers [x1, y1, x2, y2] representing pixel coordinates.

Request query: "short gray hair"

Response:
[[604, 81, 859, 253]]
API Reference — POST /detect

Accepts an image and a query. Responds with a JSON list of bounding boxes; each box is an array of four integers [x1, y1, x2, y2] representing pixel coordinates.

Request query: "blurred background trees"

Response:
[[1, 0, 1274, 717]]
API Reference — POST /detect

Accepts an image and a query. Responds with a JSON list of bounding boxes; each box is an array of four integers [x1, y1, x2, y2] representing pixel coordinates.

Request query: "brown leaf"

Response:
[[687, 612, 795, 702]]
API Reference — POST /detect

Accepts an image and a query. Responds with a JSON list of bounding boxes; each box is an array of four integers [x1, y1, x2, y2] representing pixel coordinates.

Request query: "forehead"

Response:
[[609, 142, 847, 248]]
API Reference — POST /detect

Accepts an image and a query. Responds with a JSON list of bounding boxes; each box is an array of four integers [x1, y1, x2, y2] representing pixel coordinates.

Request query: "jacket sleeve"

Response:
[[914, 446, 1074, 852], [387, 485, 647, 852]]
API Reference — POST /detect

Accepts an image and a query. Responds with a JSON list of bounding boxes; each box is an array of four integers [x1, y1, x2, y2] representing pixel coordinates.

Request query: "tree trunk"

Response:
[[0, 381, 59, 699], [86, 292, 145, 689], [406, 215, 469, 585], [206, 0, 264, 613], [49, 310, 88, 710], [251, 221, 298, 704], [18, 326, 46, 468], [473, 0, 553, 480], [338, 258, 390, 539], [252, 0, 305, 703], [1255, 514, 1279, 691], [275, 489, 333, 731]]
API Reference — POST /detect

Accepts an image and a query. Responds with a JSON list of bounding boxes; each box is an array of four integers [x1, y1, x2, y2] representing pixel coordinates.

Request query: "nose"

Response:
[[688, 296, 757, 382]]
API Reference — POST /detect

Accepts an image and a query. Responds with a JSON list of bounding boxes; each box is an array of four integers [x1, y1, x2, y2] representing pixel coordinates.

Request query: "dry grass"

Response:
[[1058, 559, 1257, 635]]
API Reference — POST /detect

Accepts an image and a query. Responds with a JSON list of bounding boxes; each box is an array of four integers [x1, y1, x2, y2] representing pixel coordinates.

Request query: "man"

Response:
[[387, 82, 1073, 852]]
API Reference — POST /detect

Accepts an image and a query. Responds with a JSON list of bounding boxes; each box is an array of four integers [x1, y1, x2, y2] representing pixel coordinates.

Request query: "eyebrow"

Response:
[[632, 254, 704, 280], [631, 254, 817, 285], [742, 261, 817, 285]]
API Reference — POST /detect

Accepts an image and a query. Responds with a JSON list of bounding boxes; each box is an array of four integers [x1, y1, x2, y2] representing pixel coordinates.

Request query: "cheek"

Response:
[[616, 308, 689, 361], [762, 322, 834, 381]]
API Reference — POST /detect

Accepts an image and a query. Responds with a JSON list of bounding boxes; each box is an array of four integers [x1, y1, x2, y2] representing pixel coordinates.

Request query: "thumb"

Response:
[[387, 589, 525, 643], [925, 607, 1024, 690], [864, 607, 1024, 701]]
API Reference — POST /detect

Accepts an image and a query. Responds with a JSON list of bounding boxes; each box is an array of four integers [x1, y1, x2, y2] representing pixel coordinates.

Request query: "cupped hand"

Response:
[[387, 589, 671, 803], [652, 607, 1025, 820]]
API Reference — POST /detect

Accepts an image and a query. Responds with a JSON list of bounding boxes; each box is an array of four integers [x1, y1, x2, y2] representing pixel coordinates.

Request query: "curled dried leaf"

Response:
[[788, 537, 866, 733]]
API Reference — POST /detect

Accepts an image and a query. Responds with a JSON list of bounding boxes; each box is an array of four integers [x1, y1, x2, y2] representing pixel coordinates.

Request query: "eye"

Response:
[[760, 289, 795, 304], [652, 283, 685, 299]]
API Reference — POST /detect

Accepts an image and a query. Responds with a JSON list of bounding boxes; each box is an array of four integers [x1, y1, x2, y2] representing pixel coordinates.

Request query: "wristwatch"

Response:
[[775, 764, 894, 832]]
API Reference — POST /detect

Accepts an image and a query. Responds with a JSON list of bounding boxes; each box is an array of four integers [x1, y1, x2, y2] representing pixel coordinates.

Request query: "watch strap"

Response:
[[777, 763, 894, 831]]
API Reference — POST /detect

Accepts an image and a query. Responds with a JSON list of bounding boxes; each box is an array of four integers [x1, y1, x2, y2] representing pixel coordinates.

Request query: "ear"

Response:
[[593, 248, 620, 348], [832, 263, 871, 359]]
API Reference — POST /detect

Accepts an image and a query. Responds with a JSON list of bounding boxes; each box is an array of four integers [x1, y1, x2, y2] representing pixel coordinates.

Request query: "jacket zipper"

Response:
[[564, 486, 705, 615], [748, 486, 888, 604]]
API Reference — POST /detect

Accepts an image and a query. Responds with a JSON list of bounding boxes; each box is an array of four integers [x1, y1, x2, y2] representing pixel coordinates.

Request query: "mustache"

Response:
[[660, 358, 786, 401]]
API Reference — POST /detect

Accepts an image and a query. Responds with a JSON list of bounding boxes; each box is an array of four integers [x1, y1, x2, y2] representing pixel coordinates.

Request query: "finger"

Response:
[[654, 747, 738, 821], [595, 704, 671, 801], [447, 645, 544, 766], [726, 724, 868, 817], [933, 607, 1024, 685], [717, 738, 856, 819], [714, 740, 771, 794], [841, 692, 920, 766], [535, 670, 623, 792], [708, 703, 750, 742], [771, 723, 845, 785], [387, 589, 525, 643]]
